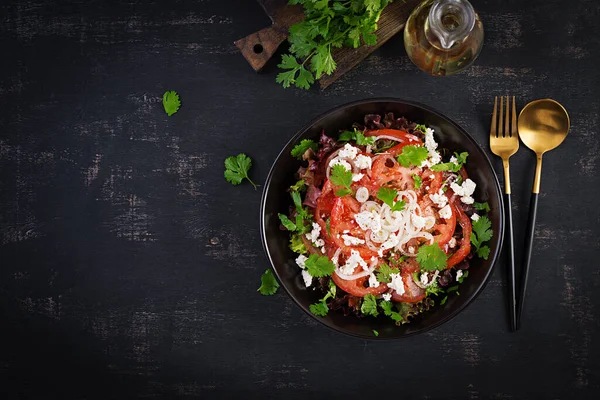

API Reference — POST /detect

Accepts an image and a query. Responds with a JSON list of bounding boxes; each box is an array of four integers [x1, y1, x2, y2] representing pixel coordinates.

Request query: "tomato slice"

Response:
[[446, 198, 472, 268], [332, 273, 389, 297], [390, 271, 426, 303], [329, 196, 378, 259], [420, 169, 443, 194]]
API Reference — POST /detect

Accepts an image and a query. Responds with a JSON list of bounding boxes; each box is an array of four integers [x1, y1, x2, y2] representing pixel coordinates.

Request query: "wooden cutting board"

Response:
[[235, 0, 421, 89]]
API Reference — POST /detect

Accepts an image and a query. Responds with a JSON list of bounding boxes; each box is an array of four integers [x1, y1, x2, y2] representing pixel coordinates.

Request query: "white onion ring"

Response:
[[364, 230, 380, 251], [331, 248, 342, 266], [324, 148, 343, 179], [360, 201, 381, 213], [370, 229, 389, 244]]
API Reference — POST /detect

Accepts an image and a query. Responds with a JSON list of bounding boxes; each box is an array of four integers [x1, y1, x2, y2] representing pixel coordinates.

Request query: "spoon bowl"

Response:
[[518, 99, 570, 155]]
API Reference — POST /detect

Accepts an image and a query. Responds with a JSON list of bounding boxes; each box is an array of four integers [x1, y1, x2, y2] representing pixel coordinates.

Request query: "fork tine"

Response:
[[499, 96, 504, 137], [490, 96, 498, 138], [505, 95, 511, 138], [511, 96, 518, 138]]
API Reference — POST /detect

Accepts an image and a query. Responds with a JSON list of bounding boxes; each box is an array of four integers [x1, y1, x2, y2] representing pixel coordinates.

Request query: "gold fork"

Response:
[[489, 96, 519, 331]]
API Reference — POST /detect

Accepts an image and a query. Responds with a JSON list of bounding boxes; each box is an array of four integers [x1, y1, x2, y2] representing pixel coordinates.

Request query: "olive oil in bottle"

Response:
[[404, 0, 484, 76]]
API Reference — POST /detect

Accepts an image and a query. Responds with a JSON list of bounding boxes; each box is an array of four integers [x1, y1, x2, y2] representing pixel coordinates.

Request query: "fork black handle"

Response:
[[504, 192, 517, 331], [516, 193, 539, 330]]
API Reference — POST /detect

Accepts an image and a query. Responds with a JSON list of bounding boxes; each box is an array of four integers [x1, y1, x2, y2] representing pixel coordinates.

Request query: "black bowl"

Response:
[[260, 98, 504, 339]]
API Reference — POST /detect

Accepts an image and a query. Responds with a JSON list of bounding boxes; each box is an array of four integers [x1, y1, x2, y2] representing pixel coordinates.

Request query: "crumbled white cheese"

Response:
[[411, 214, 427, 229], [420, 272, 429, 286], [422, 128, 442, 166], [471, 213, 480, 221], [388, 273, 405, 295], [461, 196, 475, 204], [429, 174, 435, 179], [430, 189, 448, 208], [354, 210, 382, 233], [439, 204, 452, 219], [329, 157, 352, 171], [448, 237, 457, 248], [355, 187, 369, 203], [296, 254, 308, 269], [368, 273, 380, 288], [342, 234, 365, 246], [381, 233, 400, 250], [354, 154, 372, 169], [340, 249, 368, 274], [305, 222, 321, 242], [302, 270, 313, 287], [449, 155, 458, 164], [408, 246, 415, 254], [352, 173, 364, 182], [338, 143, 359, 160], [382, 292, 392, 301], [451, 178, 476, 197], [456, 270, 463, 282], [314, 238, 325, 247]]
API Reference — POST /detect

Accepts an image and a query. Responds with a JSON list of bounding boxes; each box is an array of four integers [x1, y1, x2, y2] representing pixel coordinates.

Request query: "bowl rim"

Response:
[[259, 97, 505, 340]]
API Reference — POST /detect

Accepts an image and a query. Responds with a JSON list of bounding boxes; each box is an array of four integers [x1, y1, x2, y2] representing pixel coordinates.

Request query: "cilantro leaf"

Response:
[[376, 187, 397, 208], [309, 299, 329, 316], [224, 153, 259, 189], [431, 152, 469, 172], [289, 233, 307, 254], [361, 294, 379, 317], [304, 254, 335, 277], [425, 279, 443, 296], [477, 245, 491, 260], [291, 139, 318, 159], [391, 200, 406, 212], [372, 329, 379, 337], [257, 269, 279, 295], [473, 202, 491, 212], [330, 164, 352, 195], [447, 285, 459, 293], [416, 243, 448, 271], [396, 145, 429, 167], [339, 128, 375, 145], [278, 213, 297, 231], [335, 188, 352, 197], [380, 300, 403, 322], [455, 152, 469, 165], [375, 263, 396, 283], [472, 216, 493, 244], [412, 174, 422, 189], [440, 295, 448, 305], [162, 90, 181, 116]]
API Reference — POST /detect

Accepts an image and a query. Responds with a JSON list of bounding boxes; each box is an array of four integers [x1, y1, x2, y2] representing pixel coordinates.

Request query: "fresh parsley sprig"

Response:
[[416, 243, 447, 271], [361, 293, 379, 317], [257, 269, 279, 295], [278, 0, 393, 89], [471, 216, 493, 259], [377, 187, 405, 212], [396, 145, 429, 167], [330, 164, 353, 196], [224, 153, 259, 189], [339, 128, 375, 146]]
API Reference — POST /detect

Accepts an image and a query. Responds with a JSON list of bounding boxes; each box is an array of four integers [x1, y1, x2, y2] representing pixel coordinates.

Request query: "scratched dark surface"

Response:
[[1, 0, 599, 398]]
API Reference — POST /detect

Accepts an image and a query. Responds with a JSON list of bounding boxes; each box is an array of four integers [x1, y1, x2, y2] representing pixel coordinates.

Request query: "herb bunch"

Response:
[[277, 0, 394, 89]]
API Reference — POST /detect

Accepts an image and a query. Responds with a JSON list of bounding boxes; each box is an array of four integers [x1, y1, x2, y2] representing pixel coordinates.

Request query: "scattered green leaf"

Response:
[[471, 216, 493, 260], [473, 202, 491, 212], [278, 213, 297, 231], [380, 300, 403, 323], [162, 90, 181, 116], [224, 153, 259, 189], [257, 269, 279, 295], [339, 128, 376, 145], [372, 329, 379, 337], [413, 174, 422, 189], [289, 233, 307, 254], [457, 270, 469, 284], [290, 179, 307, 192], [330, 164, 353, 196], [375, 263, 397, 283]]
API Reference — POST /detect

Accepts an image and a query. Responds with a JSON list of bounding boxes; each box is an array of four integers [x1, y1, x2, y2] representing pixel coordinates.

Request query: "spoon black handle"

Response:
[[504, 193, 517, 331], [516, 192, 539, 330]]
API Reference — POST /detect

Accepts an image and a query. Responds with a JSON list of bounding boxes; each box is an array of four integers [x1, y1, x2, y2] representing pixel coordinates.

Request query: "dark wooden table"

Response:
[[1, 0, 599, 398]]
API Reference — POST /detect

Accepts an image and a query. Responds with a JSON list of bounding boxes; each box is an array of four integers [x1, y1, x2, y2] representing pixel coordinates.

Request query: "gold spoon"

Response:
[[516, 99, 570, 329]]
